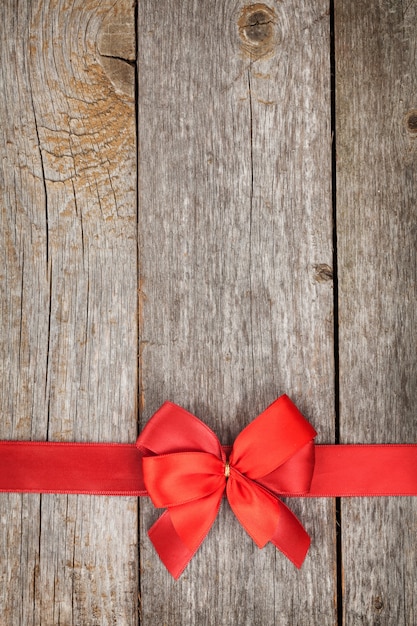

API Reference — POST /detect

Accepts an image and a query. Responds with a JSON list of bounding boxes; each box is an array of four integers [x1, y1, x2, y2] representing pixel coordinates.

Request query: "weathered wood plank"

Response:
[[138, 1, 336, 623], [336, 0, 417, 623], [0, 1, 138, 624]]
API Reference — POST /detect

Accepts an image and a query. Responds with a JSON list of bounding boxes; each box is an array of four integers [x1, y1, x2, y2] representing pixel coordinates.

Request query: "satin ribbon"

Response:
[[138, 395, 316, 578], [1, 394, 417, 579]]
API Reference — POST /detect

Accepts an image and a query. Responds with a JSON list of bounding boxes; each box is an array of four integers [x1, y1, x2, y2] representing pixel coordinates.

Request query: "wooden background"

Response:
[[1, 0, 416, 624]]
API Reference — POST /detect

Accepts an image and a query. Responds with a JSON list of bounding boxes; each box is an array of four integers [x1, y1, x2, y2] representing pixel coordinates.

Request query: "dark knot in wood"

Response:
[[313, 264, 333, 283], [238, 4, 277, 60], [405, 109, 417, 135]]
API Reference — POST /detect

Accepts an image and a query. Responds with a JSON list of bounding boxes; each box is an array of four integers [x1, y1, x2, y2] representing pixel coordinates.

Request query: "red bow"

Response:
[[137, 395, 317, 579], [2, 394, 417, 579]]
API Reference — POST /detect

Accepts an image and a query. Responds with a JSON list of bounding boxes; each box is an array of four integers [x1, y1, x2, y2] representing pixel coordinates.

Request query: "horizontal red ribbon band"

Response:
[[2, 441, 416, 497], [1, 395, 417, 578]]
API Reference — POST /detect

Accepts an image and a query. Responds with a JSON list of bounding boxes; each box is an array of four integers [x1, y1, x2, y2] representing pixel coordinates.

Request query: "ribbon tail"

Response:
[[148, 489, 224, 579], [270, 500, 311, 569], [148, 510, 196, 579]]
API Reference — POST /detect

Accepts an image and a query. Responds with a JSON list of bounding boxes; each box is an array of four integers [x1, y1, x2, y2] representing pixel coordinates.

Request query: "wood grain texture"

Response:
[[336, 0, 417, 623], [0, 1, 138, 624], [5, 1, 416, 623], [138, 0, 336, 623]]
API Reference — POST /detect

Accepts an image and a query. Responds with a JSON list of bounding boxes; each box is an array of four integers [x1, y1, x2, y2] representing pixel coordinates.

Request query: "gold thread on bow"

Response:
[[224, 461, 230, 478]]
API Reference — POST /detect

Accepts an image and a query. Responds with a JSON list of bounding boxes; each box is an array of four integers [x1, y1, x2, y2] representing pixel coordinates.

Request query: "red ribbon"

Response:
[[1, 394, 417, 579], [138, 395, 316, 578]]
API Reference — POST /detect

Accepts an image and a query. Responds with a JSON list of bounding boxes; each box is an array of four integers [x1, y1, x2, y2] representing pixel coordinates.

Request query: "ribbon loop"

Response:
[[139, 395, 317, 578], [230, 395, 317, 479], [143, 451, 225, 507]]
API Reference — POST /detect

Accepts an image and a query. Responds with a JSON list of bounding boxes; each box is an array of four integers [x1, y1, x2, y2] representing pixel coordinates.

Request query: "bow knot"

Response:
[[224, 460, 231, 478], [137, 395, 316, 579]]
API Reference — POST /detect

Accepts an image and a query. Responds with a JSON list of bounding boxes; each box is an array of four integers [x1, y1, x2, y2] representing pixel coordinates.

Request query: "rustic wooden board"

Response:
[[5, 0, 416, 623], [138, 0, 336, 623], [0, 1, 138, 624], [336, 0, 417, 623]]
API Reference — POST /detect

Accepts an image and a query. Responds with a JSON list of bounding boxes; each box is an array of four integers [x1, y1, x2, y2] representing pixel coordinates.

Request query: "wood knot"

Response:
[[96, 2, 136, 97], [238, 4, 277, 60], [313, 264, 333, 283], [405, 109, 417, 136]]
